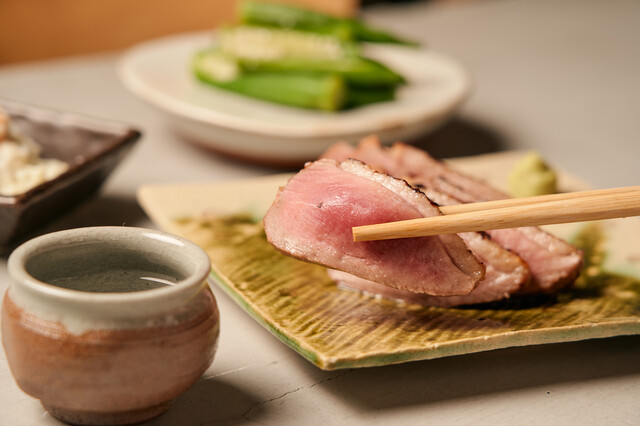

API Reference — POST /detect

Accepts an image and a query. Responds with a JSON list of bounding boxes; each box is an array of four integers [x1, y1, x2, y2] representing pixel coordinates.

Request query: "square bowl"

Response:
[[0, 99, 141, 245]]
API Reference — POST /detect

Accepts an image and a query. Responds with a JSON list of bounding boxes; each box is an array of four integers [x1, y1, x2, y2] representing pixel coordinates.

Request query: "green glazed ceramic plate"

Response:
[[138, 151, 640, 370]]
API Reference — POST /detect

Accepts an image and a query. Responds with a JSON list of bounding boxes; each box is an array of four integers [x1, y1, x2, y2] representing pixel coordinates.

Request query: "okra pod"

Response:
[[240, 1, 418, 46], [193, 51, 347, 111], [346, 85, 397, 108], [239, 56, 405, 87], [219, 25, 359, 61], [240, 1, 349, 37], [350, 20, 420, 47], [217, 25, 404, 87]]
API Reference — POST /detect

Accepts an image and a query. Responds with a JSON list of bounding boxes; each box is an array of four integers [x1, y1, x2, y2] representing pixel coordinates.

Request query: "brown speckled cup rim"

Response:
[[8, 226, 211, 306]]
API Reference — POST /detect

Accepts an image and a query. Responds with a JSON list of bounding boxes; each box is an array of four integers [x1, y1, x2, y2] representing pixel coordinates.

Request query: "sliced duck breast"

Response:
[[264, 159, 485, 296], [322, 142, 531, 304], [330, 137, 582, 294]]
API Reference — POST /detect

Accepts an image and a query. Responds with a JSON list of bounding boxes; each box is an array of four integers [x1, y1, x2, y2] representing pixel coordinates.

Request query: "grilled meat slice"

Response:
[[323, 137, 582, 294], [322, 142, 532, 304], [264, 158, 485, 296]]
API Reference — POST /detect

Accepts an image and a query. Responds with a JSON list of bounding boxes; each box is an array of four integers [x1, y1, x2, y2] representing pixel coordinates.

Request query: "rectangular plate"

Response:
[[138, 151, 640, 370]]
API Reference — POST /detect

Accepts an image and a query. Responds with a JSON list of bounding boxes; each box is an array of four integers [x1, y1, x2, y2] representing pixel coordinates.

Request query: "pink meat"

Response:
[[421, 188, 531, 303], [326, 137, 582, 294], [264, 159, 485, 296], [323, 142, 531, 305], [328, 219, 530, 307], [326, 217, 530, 306], [392, 142, 582, 293], [328, 267, 518, 307]]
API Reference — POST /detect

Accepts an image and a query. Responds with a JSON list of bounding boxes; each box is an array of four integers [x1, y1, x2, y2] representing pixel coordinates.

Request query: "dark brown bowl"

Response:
[[0, 99, 141, 245]]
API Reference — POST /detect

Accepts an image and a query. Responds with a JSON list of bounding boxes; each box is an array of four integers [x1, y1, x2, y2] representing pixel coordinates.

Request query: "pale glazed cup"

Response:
[[2, 226, 219, 425]]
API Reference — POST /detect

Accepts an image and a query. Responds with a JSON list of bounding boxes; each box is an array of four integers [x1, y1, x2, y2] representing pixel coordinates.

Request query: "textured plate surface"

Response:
[[119, 32, 469, 165], [138, 152, 640, 370]]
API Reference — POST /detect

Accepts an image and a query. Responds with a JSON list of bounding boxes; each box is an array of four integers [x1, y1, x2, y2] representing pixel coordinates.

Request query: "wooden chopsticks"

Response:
[[352, 186, 640, 242]]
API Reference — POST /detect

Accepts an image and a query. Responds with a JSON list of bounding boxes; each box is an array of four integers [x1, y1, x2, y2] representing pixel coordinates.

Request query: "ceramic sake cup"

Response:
[[2, 227, 219, 425]]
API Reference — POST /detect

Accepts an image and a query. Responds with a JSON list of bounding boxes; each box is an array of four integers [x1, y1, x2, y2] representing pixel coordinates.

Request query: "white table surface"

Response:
[[1, 0, 639, 424]]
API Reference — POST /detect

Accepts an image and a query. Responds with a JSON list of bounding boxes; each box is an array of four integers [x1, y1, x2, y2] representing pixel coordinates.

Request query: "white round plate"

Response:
[[118, 31, 471, 165]]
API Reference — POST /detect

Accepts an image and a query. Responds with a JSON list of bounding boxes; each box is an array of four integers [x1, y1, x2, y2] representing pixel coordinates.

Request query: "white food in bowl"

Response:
[[0, 109, 69, 196]]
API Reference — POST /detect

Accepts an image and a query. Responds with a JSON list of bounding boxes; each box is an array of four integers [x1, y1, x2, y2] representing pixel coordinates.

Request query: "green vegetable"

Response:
[[237, 55, 404, 87], [239, 1, 418, 46], [350, 20, 419, 46], [219, 25, 359, 61], [193, 51, 347, 111], [192, 2, 411, 110], [193, 50, 396, 110], [346, 85, 396, 108], [218, 26, 404, 87], [239, 1, 354, 40]]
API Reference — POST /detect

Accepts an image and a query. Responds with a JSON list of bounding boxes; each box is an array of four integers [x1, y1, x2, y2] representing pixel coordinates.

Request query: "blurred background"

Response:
[[1, 0, 367, 64], [1, 0, 638, 185], [1, 1, 639, 424]]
